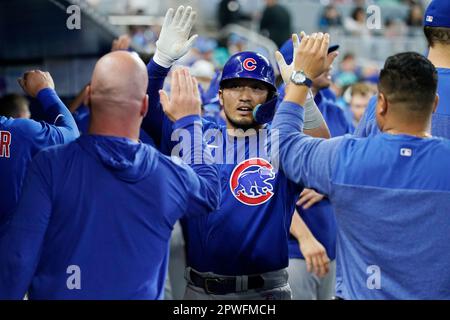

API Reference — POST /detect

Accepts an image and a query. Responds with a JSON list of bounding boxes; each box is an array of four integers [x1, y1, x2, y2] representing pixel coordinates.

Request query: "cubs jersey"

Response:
[[273, 101, 450, 299], [0, 88, 79, 228], [144, 59, 302, 276]]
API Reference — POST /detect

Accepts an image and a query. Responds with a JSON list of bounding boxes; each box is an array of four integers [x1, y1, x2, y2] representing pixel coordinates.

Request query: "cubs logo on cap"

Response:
[[219, 51, 277, 93], [243, 58, 257, 71], [230, 158, 276, 206]]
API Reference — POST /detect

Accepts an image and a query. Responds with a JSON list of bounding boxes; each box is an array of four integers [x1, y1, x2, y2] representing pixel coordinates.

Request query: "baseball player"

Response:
[[0, 71, 79, 229], [143, 6, 333, 300], [356, 0, 450, 139], [272, 32, 450, 299], [0, 52, 220, 300]]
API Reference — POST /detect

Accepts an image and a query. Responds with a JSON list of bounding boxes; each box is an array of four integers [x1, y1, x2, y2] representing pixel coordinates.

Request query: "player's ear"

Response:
[[141, 94, 149, 118], [84, 85, 91, 108], [219, 89, 224, 107], [377, 92, 388, 116], [432, 94, 439, 114]]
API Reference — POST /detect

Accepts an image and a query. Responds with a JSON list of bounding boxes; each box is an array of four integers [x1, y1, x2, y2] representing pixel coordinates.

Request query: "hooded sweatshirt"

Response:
[[0, 116, 220, 300]]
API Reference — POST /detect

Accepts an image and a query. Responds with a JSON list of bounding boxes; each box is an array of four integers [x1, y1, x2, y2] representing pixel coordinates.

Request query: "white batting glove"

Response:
[[275, 33, 313, 100], [153, 6, 198, 68]]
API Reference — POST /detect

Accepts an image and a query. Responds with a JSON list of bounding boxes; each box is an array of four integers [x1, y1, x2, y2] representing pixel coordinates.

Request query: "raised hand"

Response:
[[18, 70, 55, 98], [154, 6, 198, 68], [111, 35, 131, 52], [295, 32, 331, 80], [275, 33, 301, 85], [159, 68, 201, 121]]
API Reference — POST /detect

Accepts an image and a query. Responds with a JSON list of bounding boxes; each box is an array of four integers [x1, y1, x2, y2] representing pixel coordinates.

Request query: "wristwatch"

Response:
[[290, 70, 313, 88]]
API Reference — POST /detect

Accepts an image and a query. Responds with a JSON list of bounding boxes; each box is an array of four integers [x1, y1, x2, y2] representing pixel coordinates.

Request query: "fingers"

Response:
[[316, 252, 330, 278], [192, 77, 200, 100], [159, 89, 170, 112], [172, 5, 184, 27], [292, 33, 300, 51], [178, 6, 192, 29], [311, 255, 322, 277], [178, 68, 192, 97], [305, 33, 317, 52], [184, 34, 199, 52], [171, 69, 181, 98], [326, 51, 339, 69], [311, 32, 323, 53], [305, 255, 312, 273], [275, 51, 287, 70], [162, 7, 174, 28], [183, 11, 197, 35], [303, 197, 318, 209], [296, 189, 315, 206], [320, 33, 330, 57], [182, 68, 192, 96]]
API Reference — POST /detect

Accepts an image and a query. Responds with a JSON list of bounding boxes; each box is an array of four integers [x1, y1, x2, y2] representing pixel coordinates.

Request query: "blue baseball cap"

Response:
[[424, 0, 450, 28], [279, 38, 339, 65]]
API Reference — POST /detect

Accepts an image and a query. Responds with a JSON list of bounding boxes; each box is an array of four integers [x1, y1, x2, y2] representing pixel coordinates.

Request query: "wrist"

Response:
[[284, 83, 309, 106], [290, 70, 313, 88], [172, 114, 202, 130], [34, 86, 53, 98], [153, 49, 175, 68]]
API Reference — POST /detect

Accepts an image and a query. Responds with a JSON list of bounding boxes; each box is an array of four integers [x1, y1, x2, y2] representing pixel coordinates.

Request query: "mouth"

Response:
[[236, 106, 253, 115]]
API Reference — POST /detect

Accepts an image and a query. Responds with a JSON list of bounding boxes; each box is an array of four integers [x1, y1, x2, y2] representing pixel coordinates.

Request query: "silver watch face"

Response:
[[292, 72, 306, 84]]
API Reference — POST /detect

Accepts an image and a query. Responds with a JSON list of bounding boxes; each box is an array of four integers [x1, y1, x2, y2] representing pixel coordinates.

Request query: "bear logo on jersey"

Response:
[[230, 158, 276, 206]]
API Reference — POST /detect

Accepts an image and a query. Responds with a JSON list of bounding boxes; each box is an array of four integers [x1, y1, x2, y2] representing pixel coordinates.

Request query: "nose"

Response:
[[239, 86, 253, 101]]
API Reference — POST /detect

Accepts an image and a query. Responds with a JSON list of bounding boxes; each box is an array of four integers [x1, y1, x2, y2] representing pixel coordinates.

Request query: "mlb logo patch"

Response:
[[426, 15, 434, 23], [400, 148, 412, 157]]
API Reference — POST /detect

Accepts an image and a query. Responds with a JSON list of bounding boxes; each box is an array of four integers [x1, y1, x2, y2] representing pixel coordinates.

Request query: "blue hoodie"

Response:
[[0, 116, 220, 300], [273, 101, 450, 299]]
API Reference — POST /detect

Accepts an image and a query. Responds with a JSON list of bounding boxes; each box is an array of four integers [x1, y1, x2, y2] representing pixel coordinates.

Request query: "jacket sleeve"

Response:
[[271, 101, 345, 196]]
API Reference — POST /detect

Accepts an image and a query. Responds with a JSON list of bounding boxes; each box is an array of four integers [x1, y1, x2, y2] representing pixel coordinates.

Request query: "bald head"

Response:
[[87, 51, 149, 141], [90, 51, 148, 112]]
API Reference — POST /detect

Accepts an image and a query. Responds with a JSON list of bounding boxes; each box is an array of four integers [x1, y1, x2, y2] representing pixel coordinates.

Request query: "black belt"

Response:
[[189, 269, 265, 295]]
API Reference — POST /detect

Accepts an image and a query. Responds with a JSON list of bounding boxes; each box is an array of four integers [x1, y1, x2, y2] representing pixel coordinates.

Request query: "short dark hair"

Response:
[[0, 94, 29, 118], [351, 7, 365, 21], [378, 52, 437, 115], [424, 26, 450, 47]]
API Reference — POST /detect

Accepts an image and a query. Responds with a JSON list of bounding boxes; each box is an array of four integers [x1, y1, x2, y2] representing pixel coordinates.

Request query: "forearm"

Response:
[[271, 100, 339, 194], [173, 115, 221, 213], [36, 88, 79, 141], [142, 59, 172, 146], [303, 97, 330, 139], [290, 210, 314, 242]]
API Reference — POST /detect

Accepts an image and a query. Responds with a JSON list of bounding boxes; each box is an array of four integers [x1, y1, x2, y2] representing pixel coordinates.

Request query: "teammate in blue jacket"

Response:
[[356, 0, 450, 139], [0, 71, 79, 229], [0, 51, 220, 300], [272, 32, 450, 299], [142, 6, 332, 300]]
